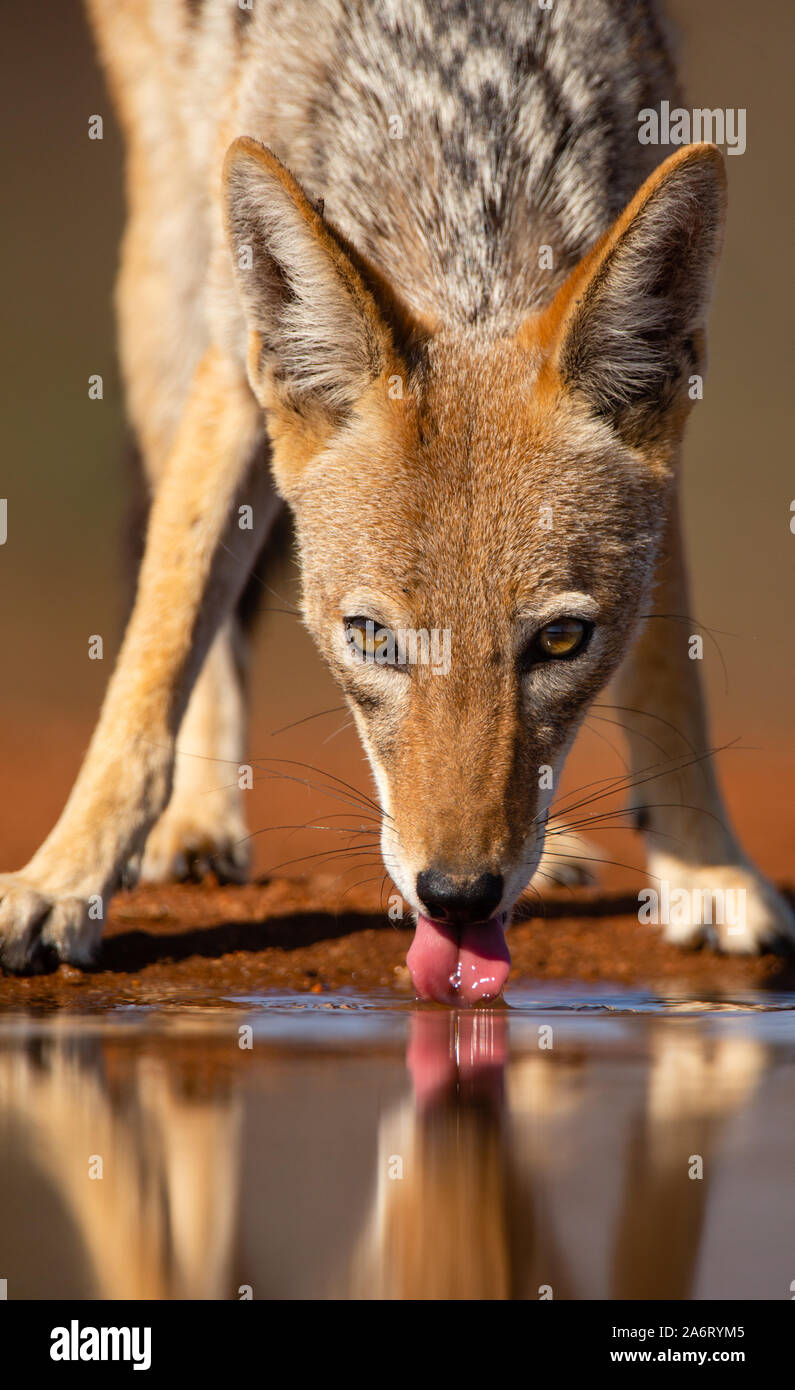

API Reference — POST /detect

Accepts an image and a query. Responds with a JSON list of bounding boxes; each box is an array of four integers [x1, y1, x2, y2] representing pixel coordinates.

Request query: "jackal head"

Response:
[[224, 139, 725, 1003]]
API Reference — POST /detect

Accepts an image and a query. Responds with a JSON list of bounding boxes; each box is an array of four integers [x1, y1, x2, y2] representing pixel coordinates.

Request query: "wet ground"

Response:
[[1, 878, 795, 1300], [2, 875, 795, 1009]]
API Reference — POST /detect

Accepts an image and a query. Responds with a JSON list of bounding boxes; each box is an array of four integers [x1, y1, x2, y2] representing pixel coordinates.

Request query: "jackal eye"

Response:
[[344, 616, 398, 664], [523, 617, 592, 666]]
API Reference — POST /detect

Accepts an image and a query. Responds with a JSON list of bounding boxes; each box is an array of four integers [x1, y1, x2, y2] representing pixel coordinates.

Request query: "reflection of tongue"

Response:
[[407, 914, 510, 1004]]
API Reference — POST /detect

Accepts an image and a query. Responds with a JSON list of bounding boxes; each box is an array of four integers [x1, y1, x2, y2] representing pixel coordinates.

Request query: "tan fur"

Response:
[[0, 3, 791, 972], [0, 350, 275, 965], [138, 619, 250, 884]]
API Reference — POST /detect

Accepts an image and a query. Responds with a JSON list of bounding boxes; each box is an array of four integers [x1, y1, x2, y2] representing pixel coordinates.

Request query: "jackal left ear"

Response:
[[545, 144, 726, 442], [223, 138, 416, 421]]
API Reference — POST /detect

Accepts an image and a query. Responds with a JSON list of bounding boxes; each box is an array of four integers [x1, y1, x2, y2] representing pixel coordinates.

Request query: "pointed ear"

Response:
[[543, 144, 726, 443], [223, 137, 416, 422]]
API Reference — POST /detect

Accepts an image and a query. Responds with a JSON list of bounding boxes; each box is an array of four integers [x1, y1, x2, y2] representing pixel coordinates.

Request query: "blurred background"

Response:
[[1, 0, 793, 888]]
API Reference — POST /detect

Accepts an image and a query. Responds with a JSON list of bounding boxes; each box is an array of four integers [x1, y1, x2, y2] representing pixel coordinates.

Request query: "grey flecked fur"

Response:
[[227, 0, 680, 326]]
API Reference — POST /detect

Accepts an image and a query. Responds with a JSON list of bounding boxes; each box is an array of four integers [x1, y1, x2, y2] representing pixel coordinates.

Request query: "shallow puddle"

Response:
[[1, 983, 794, 1299]]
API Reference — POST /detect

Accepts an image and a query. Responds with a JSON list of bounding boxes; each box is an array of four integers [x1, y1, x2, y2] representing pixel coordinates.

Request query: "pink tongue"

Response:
[[407, 914, 510, 1005]]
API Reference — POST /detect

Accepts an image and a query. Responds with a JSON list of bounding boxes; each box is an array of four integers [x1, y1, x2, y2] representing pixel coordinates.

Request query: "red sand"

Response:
[[0, 874, 792, 1011], [1, 716, 793, 1010]]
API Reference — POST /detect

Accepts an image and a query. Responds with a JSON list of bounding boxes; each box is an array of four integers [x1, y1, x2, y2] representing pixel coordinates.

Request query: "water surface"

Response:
[[1, 983, 793, 1299]]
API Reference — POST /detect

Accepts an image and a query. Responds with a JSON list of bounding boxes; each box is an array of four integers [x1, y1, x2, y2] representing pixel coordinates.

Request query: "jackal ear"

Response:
[[223, 138, 415, 420], [548, 144, 726, 442]]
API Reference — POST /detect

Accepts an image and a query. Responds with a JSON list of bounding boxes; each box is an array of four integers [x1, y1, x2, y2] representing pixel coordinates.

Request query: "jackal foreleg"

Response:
[[612, 487, 795, 953], [0, 349, 270, 970]]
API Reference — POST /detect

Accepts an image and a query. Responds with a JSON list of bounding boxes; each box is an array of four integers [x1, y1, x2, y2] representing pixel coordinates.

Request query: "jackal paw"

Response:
[[0, 874, 102, 972], [138, 804, 251, 885], [648, 859, 795, 954]]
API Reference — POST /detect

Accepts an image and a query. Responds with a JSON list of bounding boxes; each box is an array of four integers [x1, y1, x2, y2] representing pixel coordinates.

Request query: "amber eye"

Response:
[[526, 617, 592, 665], [345, 616, 396, 663]]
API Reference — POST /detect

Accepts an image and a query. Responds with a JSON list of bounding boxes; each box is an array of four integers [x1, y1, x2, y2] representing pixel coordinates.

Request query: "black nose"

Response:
[[416, 869, 504, 926]]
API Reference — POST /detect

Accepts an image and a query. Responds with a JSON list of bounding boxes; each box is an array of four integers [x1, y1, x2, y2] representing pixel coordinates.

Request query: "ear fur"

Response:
[[542, 144, 727, 442], [223, 138, 416, 420]]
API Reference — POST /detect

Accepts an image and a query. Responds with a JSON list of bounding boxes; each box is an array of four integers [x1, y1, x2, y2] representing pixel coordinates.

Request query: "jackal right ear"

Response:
[[223, 138, 417, 423]]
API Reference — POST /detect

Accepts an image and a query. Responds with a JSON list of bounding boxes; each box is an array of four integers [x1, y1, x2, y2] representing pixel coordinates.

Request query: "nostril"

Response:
[[416, 868, 504, 925]]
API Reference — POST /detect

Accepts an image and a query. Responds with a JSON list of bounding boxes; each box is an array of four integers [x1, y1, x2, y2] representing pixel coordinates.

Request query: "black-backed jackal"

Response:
[[1, 0, 792, 999]]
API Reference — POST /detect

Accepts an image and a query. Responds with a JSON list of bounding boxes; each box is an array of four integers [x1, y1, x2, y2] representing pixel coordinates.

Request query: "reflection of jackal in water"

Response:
[[1, 1, 792, 997], [0, 1036, 241, 1299], [0, 1021, 770, 1299], [346, 1017, 767, 1300]]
